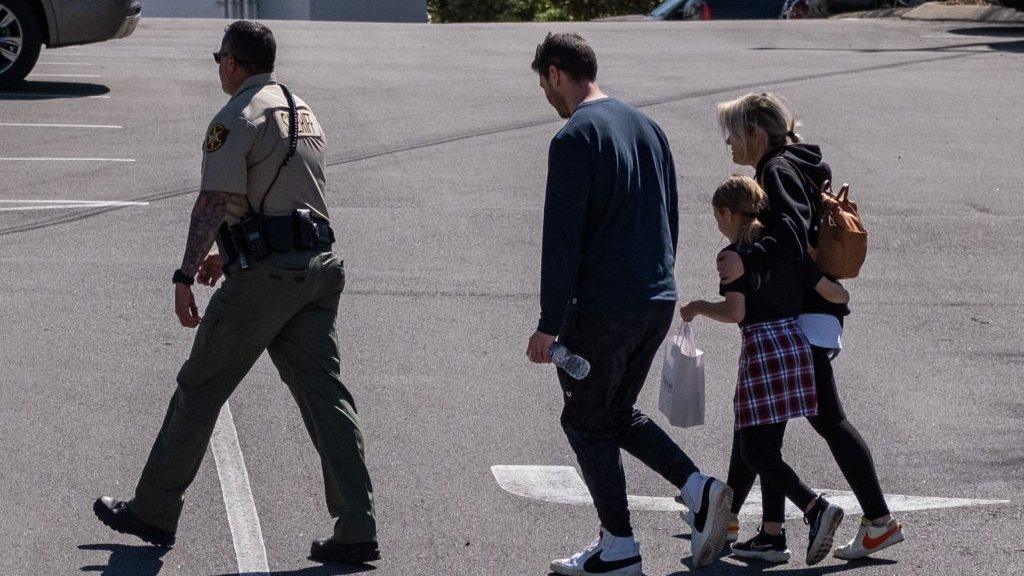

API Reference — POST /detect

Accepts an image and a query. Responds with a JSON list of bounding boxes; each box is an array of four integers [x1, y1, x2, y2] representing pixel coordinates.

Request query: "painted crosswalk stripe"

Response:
[[492, 465, 1010, 520]]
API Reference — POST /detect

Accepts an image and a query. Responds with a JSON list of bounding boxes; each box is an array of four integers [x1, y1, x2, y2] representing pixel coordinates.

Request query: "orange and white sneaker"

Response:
[[833, 516, 905, 560], [726, 518, 740, 544]]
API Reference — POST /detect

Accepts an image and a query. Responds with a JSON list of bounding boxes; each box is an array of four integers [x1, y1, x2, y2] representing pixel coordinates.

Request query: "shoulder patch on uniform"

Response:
[[203, 123, 230, 153]]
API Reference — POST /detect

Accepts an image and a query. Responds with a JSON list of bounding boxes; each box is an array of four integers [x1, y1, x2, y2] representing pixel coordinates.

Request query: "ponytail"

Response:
[[737, 217, 765, 247]]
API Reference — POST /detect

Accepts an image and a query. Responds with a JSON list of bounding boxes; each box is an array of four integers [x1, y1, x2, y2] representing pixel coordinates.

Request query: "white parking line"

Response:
[[0, 200, 148, 211], [492, 465, 1011, 520], [212, 403, 271, 576], [34, 62, 96, 66], [0, 123, 122, 129], [0, 200, 147, 203], [0, 157, 134, 162], [40, 52, 98, 57]]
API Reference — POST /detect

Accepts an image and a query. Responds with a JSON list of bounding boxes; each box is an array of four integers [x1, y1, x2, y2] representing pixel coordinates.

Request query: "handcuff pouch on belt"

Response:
[[215, 84, 334, 270]]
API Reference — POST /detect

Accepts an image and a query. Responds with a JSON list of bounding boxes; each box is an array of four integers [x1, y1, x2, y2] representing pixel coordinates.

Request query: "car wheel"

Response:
[[782, 0, 811, 19], [0, 0, 43, 90], [992, 0, 1024, 9]]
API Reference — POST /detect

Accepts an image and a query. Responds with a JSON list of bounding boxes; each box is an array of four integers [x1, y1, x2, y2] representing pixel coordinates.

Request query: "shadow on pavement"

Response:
[[0, 81, 111, 100], [667, 555, 898, 575], [947, 25, 1024, 38], [214, 564, 376, 576], [79, 543, 376, 576], [753, 39, 1024, 53], [79, 543, 169, 576]]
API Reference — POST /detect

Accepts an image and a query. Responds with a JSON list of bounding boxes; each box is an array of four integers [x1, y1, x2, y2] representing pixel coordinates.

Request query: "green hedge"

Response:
[[428, 0, 662, 22], [559, 0, 661, 20]]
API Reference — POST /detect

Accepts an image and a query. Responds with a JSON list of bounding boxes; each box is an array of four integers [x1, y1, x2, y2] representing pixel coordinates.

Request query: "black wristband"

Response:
[[173, 269, 195, 286]]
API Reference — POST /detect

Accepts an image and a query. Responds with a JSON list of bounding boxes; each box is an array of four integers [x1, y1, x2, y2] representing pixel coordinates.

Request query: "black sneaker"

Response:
[[804, 496, 844, 565], [93, 497, 176, 548], [731, 527, 791, 563], [310, 539, 381, 564]]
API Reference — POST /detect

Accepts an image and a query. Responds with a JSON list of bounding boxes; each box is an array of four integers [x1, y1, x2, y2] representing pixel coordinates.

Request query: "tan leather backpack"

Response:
[[812, 179, 867, 279]]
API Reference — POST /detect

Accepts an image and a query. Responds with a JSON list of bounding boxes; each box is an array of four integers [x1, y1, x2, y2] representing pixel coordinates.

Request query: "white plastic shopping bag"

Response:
[[658, 322, 706, 428]]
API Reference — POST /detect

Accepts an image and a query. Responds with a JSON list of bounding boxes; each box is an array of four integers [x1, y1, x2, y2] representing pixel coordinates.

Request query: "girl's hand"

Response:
[[679, 301, 701, 323]]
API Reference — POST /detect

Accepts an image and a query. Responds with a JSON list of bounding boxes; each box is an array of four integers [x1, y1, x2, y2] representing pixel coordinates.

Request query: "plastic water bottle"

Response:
[[550, 341, 591, 380]]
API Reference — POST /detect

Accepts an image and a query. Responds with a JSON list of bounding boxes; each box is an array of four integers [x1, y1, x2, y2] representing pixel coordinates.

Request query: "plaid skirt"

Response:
[[734, 317, 818, 429]]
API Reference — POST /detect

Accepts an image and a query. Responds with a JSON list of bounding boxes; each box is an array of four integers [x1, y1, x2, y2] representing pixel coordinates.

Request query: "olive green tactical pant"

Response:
[[129, 251, 376, 543]]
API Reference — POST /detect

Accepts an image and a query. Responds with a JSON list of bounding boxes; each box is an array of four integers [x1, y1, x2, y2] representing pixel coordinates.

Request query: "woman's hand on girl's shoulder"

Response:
[[717, 249, 744, 284]]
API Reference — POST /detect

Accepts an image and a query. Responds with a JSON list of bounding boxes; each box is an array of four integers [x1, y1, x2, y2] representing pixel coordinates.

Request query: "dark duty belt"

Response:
[[217, 210, 335, 269]]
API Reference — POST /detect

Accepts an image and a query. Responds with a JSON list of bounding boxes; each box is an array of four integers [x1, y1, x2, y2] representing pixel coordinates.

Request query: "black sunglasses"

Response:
[[213, 52, 230, 64]]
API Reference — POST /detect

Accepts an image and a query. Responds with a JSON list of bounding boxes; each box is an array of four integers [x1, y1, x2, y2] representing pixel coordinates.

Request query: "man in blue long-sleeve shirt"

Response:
[[525, 33, 732, 575]]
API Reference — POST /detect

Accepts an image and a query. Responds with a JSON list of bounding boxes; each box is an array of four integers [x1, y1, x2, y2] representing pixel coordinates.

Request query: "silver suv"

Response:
[[0, 0, 141, 88]]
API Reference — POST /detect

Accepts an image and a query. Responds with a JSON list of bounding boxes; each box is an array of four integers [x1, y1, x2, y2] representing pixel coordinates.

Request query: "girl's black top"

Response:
[[720, 242, 822, 327]]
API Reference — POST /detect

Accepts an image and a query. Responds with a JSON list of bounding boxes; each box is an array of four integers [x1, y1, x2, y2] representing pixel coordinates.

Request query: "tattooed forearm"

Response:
[[179, 190, 229, 277]]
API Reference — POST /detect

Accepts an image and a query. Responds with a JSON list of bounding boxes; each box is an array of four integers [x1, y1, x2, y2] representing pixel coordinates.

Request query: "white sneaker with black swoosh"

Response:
[[678, 473, 733, 568], [550, 529, 642, 576], [682, 508, 739, 543]]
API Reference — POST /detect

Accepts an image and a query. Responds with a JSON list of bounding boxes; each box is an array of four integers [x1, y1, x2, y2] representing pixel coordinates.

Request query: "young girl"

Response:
[[680, 175, 848, 566]]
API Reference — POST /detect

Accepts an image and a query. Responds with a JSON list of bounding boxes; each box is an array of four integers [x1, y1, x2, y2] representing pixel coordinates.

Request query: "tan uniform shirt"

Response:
[[201, 73, 329, 226]]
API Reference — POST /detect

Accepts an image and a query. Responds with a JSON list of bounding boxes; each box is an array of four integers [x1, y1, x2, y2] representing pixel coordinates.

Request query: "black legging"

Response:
[[727, 421, 818, 521], [747, 346, 891, 521]]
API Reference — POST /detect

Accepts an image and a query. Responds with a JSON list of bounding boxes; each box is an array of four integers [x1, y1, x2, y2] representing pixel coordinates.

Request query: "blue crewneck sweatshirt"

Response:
[[538, 97, 679, 335]]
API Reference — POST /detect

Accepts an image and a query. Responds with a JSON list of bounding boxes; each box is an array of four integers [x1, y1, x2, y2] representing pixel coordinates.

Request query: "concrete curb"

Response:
[[904, 2, 1024, 22], [833, 7, 913, 19], [835, 2, 1024, 23]]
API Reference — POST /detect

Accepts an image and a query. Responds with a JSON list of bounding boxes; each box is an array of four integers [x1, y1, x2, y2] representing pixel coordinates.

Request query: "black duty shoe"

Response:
[[310, 539, 381, 564], [804, 496, 844, 566], [93, 497, 176, 548], [731, 527, 791, 563]]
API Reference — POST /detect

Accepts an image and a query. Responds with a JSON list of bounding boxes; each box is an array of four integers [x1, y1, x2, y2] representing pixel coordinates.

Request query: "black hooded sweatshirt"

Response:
[[745, 143, 850, 320]]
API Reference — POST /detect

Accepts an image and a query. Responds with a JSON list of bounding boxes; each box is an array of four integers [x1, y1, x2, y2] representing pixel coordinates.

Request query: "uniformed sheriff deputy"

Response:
[[93, 21, 380, 565]]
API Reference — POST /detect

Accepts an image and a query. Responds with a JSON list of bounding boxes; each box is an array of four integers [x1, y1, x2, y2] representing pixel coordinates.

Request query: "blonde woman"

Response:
[[714, 93, 905, 562]]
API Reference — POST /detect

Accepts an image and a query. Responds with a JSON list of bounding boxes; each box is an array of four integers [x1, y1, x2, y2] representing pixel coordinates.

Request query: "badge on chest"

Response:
[[274, 109, 323, 139]]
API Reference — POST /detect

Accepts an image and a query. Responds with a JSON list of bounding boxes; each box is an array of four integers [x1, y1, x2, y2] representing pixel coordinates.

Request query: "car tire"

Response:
[[0, 0, 43, 90]]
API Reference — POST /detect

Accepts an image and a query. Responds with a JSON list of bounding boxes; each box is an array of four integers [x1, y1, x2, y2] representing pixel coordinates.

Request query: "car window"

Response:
[[650, 0, 690, 18]]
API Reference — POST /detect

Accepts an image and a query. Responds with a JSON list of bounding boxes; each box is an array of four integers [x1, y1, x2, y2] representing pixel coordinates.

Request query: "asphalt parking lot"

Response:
[[0, 15, 1022, 576]]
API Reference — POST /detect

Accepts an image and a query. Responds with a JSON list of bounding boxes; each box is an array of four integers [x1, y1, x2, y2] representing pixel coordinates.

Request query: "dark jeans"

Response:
[[758, 345, 890, 521], [558, 302, 699, 538], [727, 422, 817, 523]]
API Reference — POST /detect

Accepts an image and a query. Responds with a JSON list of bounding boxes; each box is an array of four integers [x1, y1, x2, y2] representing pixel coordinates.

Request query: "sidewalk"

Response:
[[837, 1, 1024, 22]]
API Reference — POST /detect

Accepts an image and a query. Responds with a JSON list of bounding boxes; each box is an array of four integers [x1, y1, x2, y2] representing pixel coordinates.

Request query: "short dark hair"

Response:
[[531, 32, 597, 82], [222, 20, 276, 74]]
